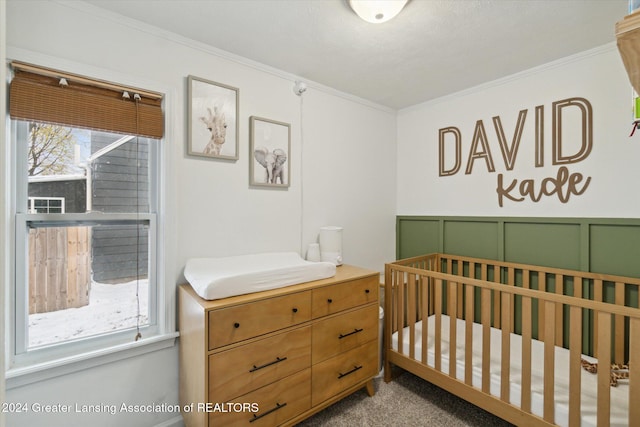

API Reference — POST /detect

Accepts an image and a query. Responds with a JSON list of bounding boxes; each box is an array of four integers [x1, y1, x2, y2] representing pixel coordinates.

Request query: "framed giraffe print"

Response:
[[187, 75, 239, 160]]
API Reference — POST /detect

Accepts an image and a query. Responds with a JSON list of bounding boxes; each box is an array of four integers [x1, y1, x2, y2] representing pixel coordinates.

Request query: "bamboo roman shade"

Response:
[[9, 62, 164, 139]]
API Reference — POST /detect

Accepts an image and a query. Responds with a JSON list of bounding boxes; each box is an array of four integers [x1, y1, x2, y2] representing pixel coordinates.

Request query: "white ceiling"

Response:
[[84, 0, 628, 109]]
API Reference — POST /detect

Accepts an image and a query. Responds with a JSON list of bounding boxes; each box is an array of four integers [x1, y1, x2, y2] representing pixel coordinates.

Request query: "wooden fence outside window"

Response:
[[28, 226, 91, 314]]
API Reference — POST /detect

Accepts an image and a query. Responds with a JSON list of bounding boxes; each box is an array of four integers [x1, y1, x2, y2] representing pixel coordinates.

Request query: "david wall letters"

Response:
[[438, 97, 592, 207]]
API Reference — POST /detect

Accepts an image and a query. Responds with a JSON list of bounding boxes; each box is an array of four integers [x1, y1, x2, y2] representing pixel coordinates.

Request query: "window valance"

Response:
[[9, 62, 164, 139]]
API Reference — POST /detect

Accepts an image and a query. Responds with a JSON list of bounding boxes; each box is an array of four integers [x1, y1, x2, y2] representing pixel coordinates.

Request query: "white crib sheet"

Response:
[[391, 314, 629, 427], [184, 252, 336, 300]]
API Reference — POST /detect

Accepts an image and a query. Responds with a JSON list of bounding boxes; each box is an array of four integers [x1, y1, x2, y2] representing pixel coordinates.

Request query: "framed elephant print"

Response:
[[187, 75, 239, 160], [250, 116, 291, 188]]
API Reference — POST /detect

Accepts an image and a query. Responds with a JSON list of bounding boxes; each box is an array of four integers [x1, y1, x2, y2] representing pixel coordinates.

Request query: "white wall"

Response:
[[301, 90, 396, 269], [4, 1, 396, 426], [397, 44, 640, 217], [6, 346, 180, 427], [0, 1, 7, 426]]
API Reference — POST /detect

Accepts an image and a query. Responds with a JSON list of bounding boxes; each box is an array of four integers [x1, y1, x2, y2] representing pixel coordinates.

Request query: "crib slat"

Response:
[[594, 279, 603, 354], [449, 281, 457, 378], [389, 270, 394, 333], [465, 283, 474, 386], [392, 270, 398, 333], [630, 317, 640, 426], [521, 294, 532, 413], [457, 262, 464, 318], [555, 274, 563, 347], [573, 276, 584, 354], [568, 305, 582, 427], [421, 275, 429, 364], [416, 275, 423, 321], [468, 262, 475, 325], [493, 265, 501, 329], [500, 292, 511, 402], [481, 287, 491, 394], [508, 267, 515, 333], [614, 282, 624, 363], [397, 271, 405, 355], [522, 269, 530, 291], [574, 275, 583, 298], [573, 275, 583, 353], [597, 313, 611, 427], [538, 272, 546, 341], [434, 278, 442, 372], [543, 301, 555, 424], [407, 273, 417, 360]]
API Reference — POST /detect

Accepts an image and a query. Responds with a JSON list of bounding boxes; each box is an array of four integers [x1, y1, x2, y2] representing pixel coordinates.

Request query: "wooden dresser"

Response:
[[178, 264, 379, 427]]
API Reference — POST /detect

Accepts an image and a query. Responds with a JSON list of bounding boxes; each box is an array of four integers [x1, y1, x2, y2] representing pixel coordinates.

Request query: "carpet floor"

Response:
[[296, 371, 514, 427]]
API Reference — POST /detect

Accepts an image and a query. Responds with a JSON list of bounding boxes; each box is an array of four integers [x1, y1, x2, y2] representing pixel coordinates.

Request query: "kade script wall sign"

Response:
[[438, 97, 593, 207]]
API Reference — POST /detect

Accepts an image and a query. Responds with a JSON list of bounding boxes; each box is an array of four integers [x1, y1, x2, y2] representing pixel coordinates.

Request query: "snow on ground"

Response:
[[28, 279, 149, 348]]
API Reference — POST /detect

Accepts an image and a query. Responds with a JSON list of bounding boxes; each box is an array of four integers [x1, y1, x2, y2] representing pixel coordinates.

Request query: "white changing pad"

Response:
[[184, 252, 336, 300]]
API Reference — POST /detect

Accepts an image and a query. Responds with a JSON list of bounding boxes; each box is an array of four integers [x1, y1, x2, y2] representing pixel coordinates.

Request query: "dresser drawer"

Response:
[[311, 275, 378, 318], [208, 291, 311, 349], [209, 368, 311, 427], [311, 304, 378, 364], [209, 326, 311, 402], [311, 340, 377, 406]]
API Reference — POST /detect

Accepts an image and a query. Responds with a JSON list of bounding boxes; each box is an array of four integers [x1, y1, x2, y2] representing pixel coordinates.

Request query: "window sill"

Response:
[[6, 332, 179, 389]]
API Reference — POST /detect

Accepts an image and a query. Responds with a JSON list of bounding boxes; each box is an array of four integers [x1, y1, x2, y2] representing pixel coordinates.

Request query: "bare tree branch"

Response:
[[28, 123, 76, 176]]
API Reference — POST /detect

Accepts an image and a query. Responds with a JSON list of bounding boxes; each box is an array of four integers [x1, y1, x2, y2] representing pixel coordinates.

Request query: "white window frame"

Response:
[[27, 196, 65, 214], [5, 62, 177, 388]]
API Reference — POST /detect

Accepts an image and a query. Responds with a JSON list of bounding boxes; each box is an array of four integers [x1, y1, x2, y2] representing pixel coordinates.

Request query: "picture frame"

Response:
[[250, 116, 291, 188], [187, 75, 239, 160]]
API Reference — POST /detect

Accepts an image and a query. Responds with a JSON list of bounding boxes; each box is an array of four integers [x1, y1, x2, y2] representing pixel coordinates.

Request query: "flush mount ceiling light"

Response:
[[348, 0, 409, 24]]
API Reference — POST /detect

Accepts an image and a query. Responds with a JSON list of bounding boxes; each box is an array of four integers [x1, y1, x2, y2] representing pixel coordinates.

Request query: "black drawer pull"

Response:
[[249, 356, 288, 372], [339, 328, 364, 339], [338, 365, 362, 379], [292, 307, 298, 313], [327, 298, 333, 303], [234, 322, 240, 328], [250, 402, 287, 423]]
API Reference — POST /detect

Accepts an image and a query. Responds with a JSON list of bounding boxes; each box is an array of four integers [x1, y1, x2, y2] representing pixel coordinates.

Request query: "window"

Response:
[[28, 197, 65, 214], [8, 62, 165, 367]]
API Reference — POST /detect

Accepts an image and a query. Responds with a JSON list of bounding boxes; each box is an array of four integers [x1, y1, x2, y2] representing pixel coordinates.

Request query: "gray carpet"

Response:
[[296, 371, 514, 427]]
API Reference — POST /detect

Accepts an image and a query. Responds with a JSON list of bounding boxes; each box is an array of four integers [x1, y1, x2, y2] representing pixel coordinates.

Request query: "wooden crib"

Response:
[[383, 253, 640, 427]]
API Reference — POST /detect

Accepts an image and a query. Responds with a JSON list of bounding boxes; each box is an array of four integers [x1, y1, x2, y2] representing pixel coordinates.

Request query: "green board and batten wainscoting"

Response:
[[396, 216, 640, 354], [397, 216, 640, 279]]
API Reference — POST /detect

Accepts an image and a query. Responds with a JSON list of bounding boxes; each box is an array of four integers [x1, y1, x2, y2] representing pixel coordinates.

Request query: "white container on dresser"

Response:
[[178, 264, 379, 427]]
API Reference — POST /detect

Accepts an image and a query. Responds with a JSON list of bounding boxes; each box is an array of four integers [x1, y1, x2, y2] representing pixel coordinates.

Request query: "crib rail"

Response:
[[384, 254, 640, 427]]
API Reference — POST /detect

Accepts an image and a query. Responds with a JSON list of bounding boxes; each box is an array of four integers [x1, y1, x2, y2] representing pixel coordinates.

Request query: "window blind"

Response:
[[9, 62, 164, 139]]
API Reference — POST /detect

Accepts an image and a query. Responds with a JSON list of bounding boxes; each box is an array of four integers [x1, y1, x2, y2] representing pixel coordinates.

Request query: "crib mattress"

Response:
[[391, 314, 629, 427], [184, 252, 336, 300]]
